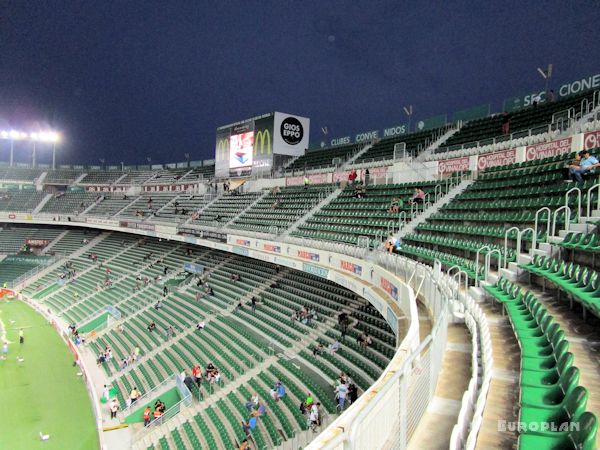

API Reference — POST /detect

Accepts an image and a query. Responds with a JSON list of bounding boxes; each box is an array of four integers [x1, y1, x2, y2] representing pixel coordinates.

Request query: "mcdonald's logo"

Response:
[[254, 129, 271, 156], [216, 138, 229, 160]]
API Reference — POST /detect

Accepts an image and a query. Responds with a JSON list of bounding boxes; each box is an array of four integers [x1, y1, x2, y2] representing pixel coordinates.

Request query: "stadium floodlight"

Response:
[[0, 129, 61, 168]]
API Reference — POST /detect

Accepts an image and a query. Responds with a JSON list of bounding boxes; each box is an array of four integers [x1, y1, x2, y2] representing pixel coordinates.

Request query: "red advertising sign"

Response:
[[286, 176, 304, 187], [438, 156, 470, 174], [583, 130, 600, 151], [308, 173, 328, 184], [25, 239, 50, 247], [366, 166, 388, 178], [477, 149, 516, 171], [525, 137, 572, 161]]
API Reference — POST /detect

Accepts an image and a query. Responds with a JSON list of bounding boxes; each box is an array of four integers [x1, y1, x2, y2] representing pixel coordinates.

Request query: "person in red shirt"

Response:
[[348, 169, 358, 184], [143, 406, 151, 426]]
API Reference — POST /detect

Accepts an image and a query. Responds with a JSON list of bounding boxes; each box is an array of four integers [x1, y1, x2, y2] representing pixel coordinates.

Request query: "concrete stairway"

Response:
[[396, 179, 474, 239]]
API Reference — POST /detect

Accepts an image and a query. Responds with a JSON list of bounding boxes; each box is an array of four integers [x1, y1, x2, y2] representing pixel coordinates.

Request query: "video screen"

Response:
[[229, 131, 254, 169]]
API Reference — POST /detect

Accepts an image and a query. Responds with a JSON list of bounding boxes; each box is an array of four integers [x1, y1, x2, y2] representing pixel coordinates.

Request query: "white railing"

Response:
[[306, 256, 455, 450]]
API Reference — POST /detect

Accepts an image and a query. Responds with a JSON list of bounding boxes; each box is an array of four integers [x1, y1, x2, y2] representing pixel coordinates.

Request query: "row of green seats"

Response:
[[519, 256, 600, 318], [559, 232, 600, 253], [484, 278, 597, 450], [399, 244, 485, 280], [416, 223, 545, 243], [403, 233, 516, 262]]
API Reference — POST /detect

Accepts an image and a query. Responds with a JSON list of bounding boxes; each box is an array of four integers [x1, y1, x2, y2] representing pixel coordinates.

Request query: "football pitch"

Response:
[[0, 297, 99, 450]]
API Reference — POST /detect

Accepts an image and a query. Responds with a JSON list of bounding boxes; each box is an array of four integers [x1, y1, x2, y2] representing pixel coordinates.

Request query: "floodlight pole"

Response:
[[32, 141, 37, 168], [52, 142, 56, 170], [9, 140, 14, 167]]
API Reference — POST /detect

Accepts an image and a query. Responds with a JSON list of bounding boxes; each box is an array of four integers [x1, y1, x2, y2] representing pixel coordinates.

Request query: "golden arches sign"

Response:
[[254, 129, 271, 156], [216, 138, 228, 160]]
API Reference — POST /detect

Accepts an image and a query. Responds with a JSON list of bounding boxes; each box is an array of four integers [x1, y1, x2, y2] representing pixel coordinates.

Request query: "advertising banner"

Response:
[[477, 148, 517, 171], [24, 239, 50, 247], [583, 130, 600, 151], [416, 114, 447, 132], [503, 72, 600, 112], [183, 262, 204, 274], [438, 156, 470, 174], [525, 137, 573, 161], [286, 176, 304, 187], [453, 104, 490, 123], [272, 112, 310, 156]]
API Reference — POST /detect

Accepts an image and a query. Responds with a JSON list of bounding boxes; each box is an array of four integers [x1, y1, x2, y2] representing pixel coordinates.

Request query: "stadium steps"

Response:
[[340, 143, 373, 168], [472, 301, 520, 449], [22, 231, 112, 296], [224, 190, 271, 227], [39, 229, 70, 254], [415, 124, 462, 162], [32, 193, 53, 213], [58, 239, 147, 316], [281, 187, 343, 238], [396, 179, 474, 240], [407, 322, 472, 449]]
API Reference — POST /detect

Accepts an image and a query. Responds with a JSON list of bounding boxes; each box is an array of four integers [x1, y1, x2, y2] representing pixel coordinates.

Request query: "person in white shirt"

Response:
[[309, 402, 320, 432], [335, 383, 349, 411]]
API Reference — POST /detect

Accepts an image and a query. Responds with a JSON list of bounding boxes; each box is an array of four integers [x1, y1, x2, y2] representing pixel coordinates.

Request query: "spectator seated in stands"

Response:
[[147, 321, 156, 332], [566, 150, 600, 183], [195, 320, 205, 330], [312, 343, 324, 356], [385, 233, 399, 254], [408, 187, 425, 204], [353, 183, 366, 199], [388, 197, 403, 213], [329, 340, 341, 354]]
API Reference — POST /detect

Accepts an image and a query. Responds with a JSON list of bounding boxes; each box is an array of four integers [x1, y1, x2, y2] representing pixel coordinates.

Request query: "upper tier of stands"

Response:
[[436, 91, 595, 153], [286, 143, 364, 172]]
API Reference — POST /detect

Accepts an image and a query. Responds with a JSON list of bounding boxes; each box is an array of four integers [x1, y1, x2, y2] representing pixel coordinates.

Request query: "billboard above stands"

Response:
[[273, 112, 310, 156], [477, 148, 516, 171], [438, 156, 470, 174], [416, 114, 447, 132], [454, 104, 490, 123], [504, 72, 600, 112], [525, 137, 573, 161], [229, 131, 254, 169], [583, 130, 600, 151]]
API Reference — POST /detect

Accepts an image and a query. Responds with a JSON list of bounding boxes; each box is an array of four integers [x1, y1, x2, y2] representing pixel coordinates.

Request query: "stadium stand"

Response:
[[1, 86, 599, 450], [286, 143, 364, 172], [436, 91, 595, 154]]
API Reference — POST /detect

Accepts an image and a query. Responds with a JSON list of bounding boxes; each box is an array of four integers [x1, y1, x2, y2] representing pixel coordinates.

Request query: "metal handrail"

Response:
[[533, 207, 551, 255], [565, 187, 581, 220], [586, 183, 600, 218], [474, 246, 490, 287], [551, 205, 571, 237], [434, 184, 443, 201], [397, 211, 407, 232], [484, 249, 502, 285], [503, 227, 520, 269]]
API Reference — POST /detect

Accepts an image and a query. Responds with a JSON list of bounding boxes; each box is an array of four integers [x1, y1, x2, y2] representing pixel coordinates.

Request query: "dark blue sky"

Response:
[[1, 1, 599, 166]]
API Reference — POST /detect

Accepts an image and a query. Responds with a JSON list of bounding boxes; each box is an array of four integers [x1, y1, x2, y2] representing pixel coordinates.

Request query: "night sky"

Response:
[[1, 1, 599, 166]]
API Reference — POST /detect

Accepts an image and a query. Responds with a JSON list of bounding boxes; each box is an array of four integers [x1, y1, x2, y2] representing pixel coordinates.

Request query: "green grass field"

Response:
[[0, 298, 99, 450]]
